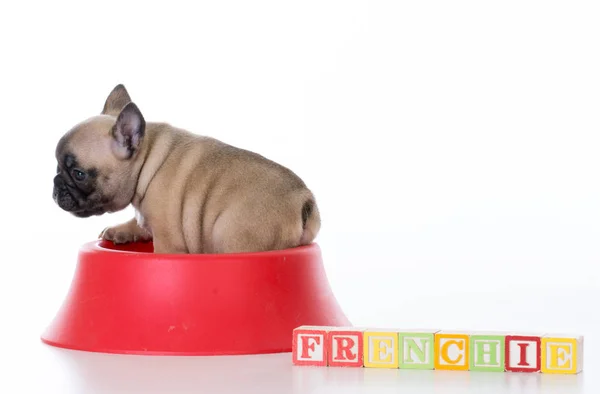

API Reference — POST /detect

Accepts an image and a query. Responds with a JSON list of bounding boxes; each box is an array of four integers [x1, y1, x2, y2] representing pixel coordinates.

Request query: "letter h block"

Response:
[[469, 331, 506, 372], [292, 326, 329, 366]]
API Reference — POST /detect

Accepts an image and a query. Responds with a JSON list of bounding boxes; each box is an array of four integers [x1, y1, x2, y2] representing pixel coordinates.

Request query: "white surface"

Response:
[[6, 346, 591, 394], [3, 285, 597, 393], [0, 0, 599, 392]]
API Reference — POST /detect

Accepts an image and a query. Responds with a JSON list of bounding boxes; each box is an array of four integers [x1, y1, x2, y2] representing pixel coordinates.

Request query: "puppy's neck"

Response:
[[130, 122, 178, 208]]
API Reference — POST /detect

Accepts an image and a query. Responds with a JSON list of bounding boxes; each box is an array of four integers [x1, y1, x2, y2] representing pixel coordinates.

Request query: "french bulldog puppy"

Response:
[[53, 84, 320, 254]]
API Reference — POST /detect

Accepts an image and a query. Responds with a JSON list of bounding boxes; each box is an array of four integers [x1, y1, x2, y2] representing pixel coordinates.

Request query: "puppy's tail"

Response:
[[299, 192, 321, 245]]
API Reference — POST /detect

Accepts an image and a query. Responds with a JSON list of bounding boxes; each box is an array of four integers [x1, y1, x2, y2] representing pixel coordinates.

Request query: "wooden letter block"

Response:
[[505, 333, 542, 373], [327, 327, 366, 367], [292, 326, 329, 366], [469, 331, 506, 372], [434, 331, 470, 371], [541, 334, 584, 374], [363, 329, 400, 368], [398, 329, 439, 370]]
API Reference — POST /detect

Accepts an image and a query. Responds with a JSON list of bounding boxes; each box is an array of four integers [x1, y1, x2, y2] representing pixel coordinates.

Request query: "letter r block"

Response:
[[505, 333, 541, 373], [327, 328, 366, 367], [434, 331, 470, 371], [292, 326, 329, 366], [541, 334, 584, 374], [364, 329, 400, 368]]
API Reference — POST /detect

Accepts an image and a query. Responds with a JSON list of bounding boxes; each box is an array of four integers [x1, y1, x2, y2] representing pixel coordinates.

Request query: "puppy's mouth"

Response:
[[53, 175, 107, 217]]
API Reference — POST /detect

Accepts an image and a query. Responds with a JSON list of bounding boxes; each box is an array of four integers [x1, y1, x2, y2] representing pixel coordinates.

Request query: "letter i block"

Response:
[[327, 327, 366, 367], [363, 329, 400, 368], [469, 331, 506, 372], [434, 331, 470, 371], [505, 333, 542, 373], [292, 326, 330, 366], [398, 329, 440, 369], [541, 334, 584, 374]]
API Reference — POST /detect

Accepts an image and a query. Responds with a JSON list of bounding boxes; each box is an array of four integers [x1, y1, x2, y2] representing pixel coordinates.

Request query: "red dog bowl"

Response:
[[41, 240, 350, 355]]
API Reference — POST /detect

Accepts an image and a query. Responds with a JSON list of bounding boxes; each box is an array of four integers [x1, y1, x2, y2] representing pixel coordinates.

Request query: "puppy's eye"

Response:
[[72, 169, 87, 181]]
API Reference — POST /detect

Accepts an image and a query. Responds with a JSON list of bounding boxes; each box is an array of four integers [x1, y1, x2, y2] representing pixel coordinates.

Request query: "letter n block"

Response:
[[469, 332, 506, 372], [327, 327, 366, 367], [398, 329, 439, 369], [292, 326, 329, 366], [434, 331, 470, 371], [363, 329, 400, 368], [541, 334, 584, 374], [505, 333, 542, 373]]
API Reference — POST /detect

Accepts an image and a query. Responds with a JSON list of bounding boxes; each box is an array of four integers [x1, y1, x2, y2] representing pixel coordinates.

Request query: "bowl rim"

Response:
[[83, 239, 320, 261]]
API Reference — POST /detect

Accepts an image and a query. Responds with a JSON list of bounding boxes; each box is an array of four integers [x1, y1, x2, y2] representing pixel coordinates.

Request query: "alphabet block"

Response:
[[398, 329, 440, 369], [469, 331, 506, 372], [292, 325, 331, 366], [434, 331, 470, 371], [363, 328, 400, 368], [327, 327, 366, 367], [541, 334, 584, 374], [291, 326, 583, 374], [505, 332, 542, 373]]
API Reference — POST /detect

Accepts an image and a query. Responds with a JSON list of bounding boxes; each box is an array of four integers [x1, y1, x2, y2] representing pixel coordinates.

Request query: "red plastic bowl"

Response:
[[41, 240, 350, 355]]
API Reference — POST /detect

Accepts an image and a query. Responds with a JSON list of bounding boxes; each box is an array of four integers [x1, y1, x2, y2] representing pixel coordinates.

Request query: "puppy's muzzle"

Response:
[[53, 175, 78, 211]]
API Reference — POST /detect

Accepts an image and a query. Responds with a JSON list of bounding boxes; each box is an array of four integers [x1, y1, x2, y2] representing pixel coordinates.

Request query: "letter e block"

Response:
[[469, 331, 506, 372], [541, 334, 584, 374], [398, 329, 439, 370], [364, 329, 400, 368], [327, 327, 366, 367], [505, 333, 542, 373], [292, 326, 329, 366], [434, 331, 470, 371]]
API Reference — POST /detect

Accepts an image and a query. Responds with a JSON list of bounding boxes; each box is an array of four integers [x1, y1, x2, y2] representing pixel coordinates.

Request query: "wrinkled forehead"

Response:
[[56, 115, 115, 167]]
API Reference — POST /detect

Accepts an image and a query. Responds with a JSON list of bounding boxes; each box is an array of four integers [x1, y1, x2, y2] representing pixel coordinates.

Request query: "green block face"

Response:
[[469, 335, 506, 372], [398, 332, 436, 369]]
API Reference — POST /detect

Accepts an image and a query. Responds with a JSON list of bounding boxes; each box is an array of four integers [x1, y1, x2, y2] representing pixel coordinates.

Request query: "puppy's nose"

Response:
[[54, 175, 64, 187]]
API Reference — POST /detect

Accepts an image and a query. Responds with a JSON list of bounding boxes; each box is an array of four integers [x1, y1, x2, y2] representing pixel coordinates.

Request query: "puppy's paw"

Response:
[[99, 223, 152, 244]]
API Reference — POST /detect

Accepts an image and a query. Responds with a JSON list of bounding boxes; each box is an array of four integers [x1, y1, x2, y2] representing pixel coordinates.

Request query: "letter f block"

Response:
[[327, 327, 366, 367], [292, 326, 329, 366]]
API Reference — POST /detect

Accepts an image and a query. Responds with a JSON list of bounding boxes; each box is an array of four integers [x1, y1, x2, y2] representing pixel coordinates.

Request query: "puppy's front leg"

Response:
[[99, 218, 152, 244]]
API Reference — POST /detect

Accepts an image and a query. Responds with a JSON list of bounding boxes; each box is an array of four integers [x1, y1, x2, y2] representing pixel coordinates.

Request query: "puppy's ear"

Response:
[[102, 84, 132, 116], [110, 102, 146, 160]]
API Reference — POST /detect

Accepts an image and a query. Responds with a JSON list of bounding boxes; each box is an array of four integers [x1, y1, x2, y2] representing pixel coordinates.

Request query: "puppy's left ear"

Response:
[[102, 84, 132, 116], [110, 102, 146, 160]]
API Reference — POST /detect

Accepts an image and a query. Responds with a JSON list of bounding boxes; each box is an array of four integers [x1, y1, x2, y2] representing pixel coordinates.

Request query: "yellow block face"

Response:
[[434, 333, 470, 370], [541, 337, 579, 374], [363, 331, 399, 368]]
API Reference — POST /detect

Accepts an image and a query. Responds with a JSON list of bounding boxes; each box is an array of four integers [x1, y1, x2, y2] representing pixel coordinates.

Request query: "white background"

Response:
[[0, 0, 598, 392]]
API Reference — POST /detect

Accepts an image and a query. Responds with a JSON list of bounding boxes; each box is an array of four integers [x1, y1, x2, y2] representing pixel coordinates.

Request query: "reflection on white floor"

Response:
[[4, 285, 594, 394], [12, 343, 585, 394]]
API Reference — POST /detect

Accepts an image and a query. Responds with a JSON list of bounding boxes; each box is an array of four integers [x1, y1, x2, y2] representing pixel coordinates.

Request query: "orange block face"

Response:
[[434, 332, 470, 370]]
